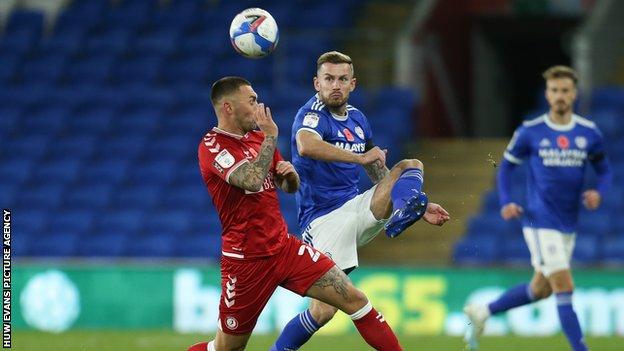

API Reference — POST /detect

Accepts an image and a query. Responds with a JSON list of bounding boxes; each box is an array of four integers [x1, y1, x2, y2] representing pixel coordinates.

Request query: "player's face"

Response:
[[545, 78, 577, 115], [314, 63, 356, 109], [228, 85, 259, 132]]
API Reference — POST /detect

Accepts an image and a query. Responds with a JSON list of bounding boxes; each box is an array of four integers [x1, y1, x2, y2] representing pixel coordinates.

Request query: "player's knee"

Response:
[[346, 288, 368, 310], [393, 159, 423, 173], [533, 285, 553, 300]]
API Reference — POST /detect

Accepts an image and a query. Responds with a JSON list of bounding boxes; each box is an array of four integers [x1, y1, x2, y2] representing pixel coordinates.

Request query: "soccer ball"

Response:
[[229, 8, 279, 58]]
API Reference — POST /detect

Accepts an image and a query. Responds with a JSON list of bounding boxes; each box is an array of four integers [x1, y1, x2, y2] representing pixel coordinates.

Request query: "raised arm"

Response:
[[297, 130, 387, 169], [228, 104, 278, 192]]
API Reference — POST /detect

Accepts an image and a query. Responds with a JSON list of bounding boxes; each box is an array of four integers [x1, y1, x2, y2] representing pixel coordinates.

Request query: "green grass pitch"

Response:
[[12, 331, 623, 350]]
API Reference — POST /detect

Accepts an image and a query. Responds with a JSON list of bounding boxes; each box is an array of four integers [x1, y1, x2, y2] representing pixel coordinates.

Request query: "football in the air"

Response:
[[229, 8, 279, 58]]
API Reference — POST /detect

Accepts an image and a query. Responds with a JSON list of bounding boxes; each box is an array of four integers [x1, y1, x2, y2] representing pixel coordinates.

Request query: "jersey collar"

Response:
[[330, 110, 348, 121], [213, 127, 244, 139], [543, 113, 576, 132]]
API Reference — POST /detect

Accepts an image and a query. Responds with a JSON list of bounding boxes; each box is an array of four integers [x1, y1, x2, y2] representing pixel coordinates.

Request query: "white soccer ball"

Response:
[[229, 8, 279, 59]]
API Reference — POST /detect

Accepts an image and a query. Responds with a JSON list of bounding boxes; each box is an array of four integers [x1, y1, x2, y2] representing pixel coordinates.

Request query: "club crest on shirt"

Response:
[[215, 149, 235, 168], [575, 136, 587, 149], [354, 126, 364, 139], [303, 112, 319, 128], [557, 135, 569, 149]]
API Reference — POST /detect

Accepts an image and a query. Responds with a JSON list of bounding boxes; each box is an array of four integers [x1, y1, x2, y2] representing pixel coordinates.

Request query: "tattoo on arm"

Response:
[[363, 163, 390, 184], [312, 266, 350, 301], [228, 135, 277, 192]]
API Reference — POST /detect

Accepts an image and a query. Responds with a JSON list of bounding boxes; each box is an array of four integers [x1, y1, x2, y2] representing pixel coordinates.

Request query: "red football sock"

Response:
[[187, 341, 211, 351], [351, 302, 402, 351]]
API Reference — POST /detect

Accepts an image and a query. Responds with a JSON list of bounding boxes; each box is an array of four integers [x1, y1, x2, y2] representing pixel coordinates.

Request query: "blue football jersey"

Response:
[[291, 94, 373, 230], [504, 114, 607, 233]]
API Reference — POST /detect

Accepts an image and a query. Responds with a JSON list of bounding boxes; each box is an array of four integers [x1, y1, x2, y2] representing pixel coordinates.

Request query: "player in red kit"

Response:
[[187, 77, 404, 351]]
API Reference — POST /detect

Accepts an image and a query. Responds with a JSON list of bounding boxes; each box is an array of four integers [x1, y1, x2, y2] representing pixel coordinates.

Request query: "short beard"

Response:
[[321, 95, 348, 109]]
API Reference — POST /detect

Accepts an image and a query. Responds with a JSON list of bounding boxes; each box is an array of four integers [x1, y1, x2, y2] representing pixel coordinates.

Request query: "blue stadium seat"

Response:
[[48, 210, 95, 233], [12, 232, 32, 257], [0, 29, 39, 54], [113, 184, 163, 209], [126, 160, 177, 185], [173, 233, 221, 258], [173, 161, 202, 186], [21, 105, 70, 134], [0, 184, 17, 206], [29, 230, 80, 257], [192, 212, 222, 237], [64, 183, 114, 209], [5, 135, 50, 159], [112, 55, 164, 86], [603, 237, 624, 266], [77, 232, 128, 257], [453, 235, 500, 265], [572, 235, 601, 264], [97, 209, 145, 233], [0, 53, 20, 84], [81, 158, 130, 184], [19, 53, 68, 86], [577, 210, 612, 238], [162, 185, 209, 209], [591, 87, 624, 111], [64, 53, 117, 86], [112, 105, 159, 135], [96, 135, 148, 160], [48, 135, 98, 160], [500, 238, 531, 266], [374, 87, 418, 112], [160, 55, 213, 87], [11, 209, 47, 236], [148, 135, 196, 158], [591, 109, 623, 139], [0, 106, 21, 137], [124, 233, 176, 257], [143, 211, 192, 235], [84, 28, 133, 53], [69, 105, 116, 135], [42, 27, 86, 53], [6, 10, 44, 35], [134, 29, 179, 54], [0, 159, 34, 185], [33, 160, 82, 184]]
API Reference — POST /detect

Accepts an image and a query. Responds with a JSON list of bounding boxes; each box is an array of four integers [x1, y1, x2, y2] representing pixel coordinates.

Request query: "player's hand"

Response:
[[582, 190, 601, 210], [253, 103, 278, 138], [360, 146, 386, 167], [275, 161, 296, 178], [423, 203, 450, 226], [501, 202, 523, 220]]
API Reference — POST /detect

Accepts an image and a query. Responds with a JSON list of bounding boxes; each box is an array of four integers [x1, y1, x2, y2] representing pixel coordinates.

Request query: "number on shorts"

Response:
[[298, 244, 320, 262]]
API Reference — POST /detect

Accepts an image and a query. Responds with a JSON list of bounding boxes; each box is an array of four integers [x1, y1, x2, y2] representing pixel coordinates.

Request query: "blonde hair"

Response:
[[542, 65, 578, 85], [317, 51, 354, 76]]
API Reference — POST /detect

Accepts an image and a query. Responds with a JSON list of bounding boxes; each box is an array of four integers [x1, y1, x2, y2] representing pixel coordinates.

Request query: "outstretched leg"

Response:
[[304, 266, 402, 351]]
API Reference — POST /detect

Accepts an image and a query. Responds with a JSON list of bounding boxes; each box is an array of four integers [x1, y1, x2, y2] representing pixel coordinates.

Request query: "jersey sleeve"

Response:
[[503, 125, 531, 164], [588, 128, 607, 161], [198, 135, 249, 184], [293, 109, 330, 140]]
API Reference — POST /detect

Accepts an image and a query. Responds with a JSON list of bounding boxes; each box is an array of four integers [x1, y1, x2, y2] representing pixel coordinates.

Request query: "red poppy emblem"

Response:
[[557, 135, 569, 149], [343, 129, 354, 142]]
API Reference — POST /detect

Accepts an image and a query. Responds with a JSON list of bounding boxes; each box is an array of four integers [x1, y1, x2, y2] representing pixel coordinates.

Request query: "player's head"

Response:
[[211, 76, 258, 132], [543, 65, 578, 115], [314, 51, 356, 110]]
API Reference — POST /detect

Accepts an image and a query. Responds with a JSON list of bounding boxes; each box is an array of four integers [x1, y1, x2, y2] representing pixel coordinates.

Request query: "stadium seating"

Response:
[[0, 0, 418, 259]]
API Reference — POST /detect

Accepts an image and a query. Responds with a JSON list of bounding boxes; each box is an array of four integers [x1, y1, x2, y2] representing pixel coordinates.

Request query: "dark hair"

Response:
[[210, 76, 251, 105], [542, 65, 578, 85], [317, 51, 354, 76]]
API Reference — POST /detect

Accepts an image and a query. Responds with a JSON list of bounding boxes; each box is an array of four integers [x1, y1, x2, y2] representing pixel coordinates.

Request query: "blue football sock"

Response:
[[271, 309, 320, 351], [390, 168, 423, 211], [556, 291, 588, 351], [488, 283, 536, 315]]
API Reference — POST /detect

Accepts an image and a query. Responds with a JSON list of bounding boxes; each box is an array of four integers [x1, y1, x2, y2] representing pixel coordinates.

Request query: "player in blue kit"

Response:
[[271, 51, 450, 351], [463, 66, 613, 351]]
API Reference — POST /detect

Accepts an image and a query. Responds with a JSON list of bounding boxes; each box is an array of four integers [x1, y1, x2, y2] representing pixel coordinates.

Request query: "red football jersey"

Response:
[[198, 127, 288, 259]]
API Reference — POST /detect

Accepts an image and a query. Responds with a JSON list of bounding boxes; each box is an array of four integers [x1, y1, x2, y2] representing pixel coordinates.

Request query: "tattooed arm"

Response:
[[363, 163, 390, 184], [228, 103, 279, 192], [228, 135, 277, 192]]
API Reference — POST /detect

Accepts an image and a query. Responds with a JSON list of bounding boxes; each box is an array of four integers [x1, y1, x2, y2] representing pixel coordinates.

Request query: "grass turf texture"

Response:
[[12, 331, 623, 350]]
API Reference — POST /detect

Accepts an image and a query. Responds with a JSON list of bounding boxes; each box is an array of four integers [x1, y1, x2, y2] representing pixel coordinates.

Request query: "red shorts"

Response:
[[218, 234, 335, 334]]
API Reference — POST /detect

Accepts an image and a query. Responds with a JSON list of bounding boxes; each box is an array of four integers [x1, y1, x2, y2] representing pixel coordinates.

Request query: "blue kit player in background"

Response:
[[271, 51, 450, 351], [463, 66, 613, 351]]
